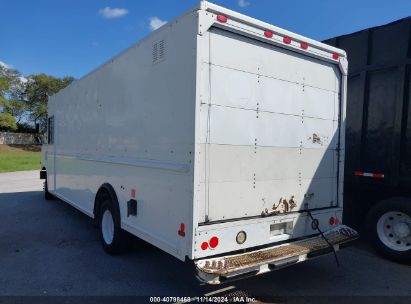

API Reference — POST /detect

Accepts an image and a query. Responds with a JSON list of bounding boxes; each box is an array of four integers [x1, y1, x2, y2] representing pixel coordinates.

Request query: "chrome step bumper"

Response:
[[195, 225, 359, 284]]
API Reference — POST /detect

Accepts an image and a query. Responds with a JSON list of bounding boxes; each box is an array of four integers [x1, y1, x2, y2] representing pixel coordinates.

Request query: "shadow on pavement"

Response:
[[1, 190, 410, 300]]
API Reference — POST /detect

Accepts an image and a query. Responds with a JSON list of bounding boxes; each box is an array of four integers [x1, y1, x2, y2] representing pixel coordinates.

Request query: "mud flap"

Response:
[[195, 225, 358, 284]]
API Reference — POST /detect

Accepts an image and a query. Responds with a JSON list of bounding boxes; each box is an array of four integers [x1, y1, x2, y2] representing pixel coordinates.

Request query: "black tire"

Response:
[[44, 180, 55, 201], [98, 196, 127, 255], [366, 197, 411, 264]]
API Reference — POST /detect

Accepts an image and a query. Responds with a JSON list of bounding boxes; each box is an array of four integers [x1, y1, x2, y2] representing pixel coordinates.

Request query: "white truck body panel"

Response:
[[42, 1, 349, 265], [197, 27, 341, 225]]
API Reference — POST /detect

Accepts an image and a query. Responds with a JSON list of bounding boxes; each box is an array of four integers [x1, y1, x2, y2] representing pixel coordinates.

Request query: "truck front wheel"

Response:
[[366, 198, 411, 264], [98, 198, 127, 255]]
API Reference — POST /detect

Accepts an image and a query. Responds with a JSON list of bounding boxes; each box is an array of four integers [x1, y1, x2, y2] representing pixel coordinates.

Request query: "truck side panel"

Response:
[[46, 11, 199, 260]]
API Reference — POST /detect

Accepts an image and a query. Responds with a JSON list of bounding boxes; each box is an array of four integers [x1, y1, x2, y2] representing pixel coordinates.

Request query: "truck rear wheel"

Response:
[[98, 198, 127, 255], [366, 198, 411, 264]]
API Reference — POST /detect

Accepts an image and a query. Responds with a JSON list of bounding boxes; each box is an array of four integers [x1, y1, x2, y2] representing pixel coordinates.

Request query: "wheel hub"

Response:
[[102, 209, 114, 245], [376, 211, 411, 252], [393, 222, 410, 239]]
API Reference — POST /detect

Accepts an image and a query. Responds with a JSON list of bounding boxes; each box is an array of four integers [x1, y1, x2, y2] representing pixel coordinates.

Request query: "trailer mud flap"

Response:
[[195, 225, 358, 284]]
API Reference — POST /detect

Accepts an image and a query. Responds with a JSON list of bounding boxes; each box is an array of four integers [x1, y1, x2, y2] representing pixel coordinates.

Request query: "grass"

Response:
[[0, 145, 41, 173]]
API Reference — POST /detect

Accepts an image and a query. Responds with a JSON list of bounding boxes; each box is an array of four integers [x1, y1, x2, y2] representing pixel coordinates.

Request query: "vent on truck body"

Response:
[[152, 39, 166, 64]]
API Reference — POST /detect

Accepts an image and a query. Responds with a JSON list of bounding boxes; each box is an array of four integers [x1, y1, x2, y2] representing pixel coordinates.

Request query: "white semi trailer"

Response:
[[40, 1, 358, 284]]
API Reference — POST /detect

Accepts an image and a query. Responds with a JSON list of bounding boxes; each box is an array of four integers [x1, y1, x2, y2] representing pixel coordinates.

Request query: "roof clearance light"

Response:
[[264, 31, 273, 38], [209, 236, 219, 249], [283, 36, 292, 44], [217, 15, 228, 23], [332, 53, 340, 60], [300, 42, 308, 50]]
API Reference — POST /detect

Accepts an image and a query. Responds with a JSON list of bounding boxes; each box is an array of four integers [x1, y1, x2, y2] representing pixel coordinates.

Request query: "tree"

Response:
[[0, 64, 27, 127], [1, 64, 75, 132], [0, 64, 22, 96], [0, 112, 17, 131], [1, 99, 28, 124], [24, 74, 74, 126], [0, 65, 17, 131], [0, 65, 12, 105]]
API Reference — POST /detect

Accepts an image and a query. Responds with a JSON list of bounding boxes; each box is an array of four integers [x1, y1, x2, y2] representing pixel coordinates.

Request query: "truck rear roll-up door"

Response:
[[202, 28, 342, 223]]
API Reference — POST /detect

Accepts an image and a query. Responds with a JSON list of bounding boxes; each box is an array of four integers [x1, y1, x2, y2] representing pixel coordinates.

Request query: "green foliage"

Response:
[[1, 99, 28, 123], [17, 122, 38, 133], [24, 74, 74, 125], [0, 112, 17, 131], [0, 65, 26, 129], [1, 64, 74, 132], [0, 65, 12, 105], [0, 65, 21, 96], [0, 65, 11, 89]]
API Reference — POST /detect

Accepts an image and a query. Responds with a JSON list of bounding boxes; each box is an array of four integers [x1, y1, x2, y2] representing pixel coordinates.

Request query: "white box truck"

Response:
[[40, 1, 358, 284]]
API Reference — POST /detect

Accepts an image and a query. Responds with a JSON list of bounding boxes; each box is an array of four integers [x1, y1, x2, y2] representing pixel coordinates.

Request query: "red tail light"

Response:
[[217, 15, 228, 23], [201, 242, 208, 250], [329, 217, 335, 225], [178, 223, 185, 237], [209, 236, 219, 248]]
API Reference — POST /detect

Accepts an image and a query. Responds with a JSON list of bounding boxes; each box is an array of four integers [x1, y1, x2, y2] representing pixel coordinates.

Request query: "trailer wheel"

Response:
[[44, 180, 54, 201], [98, 197, 127, 255], [366, 198, 411, 264]]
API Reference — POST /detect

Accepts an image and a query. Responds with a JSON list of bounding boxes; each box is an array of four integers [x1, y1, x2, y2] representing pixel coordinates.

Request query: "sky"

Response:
[[1, 0, 410, 79]]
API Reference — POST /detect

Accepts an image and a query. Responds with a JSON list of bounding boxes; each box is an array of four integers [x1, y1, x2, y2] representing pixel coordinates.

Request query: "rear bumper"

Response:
[[195, 225, 358, 284]]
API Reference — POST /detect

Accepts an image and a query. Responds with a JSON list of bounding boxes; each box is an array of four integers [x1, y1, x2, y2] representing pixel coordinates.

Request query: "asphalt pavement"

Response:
[[1, 171, 411, 301]]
